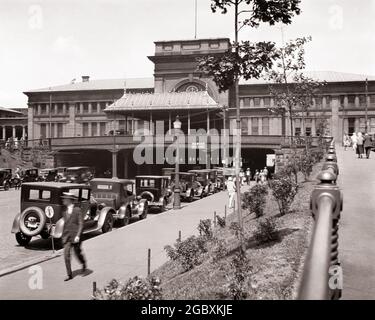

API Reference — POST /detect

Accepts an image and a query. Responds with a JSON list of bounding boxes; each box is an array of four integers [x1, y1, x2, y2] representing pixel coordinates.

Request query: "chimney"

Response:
[[82, 76, 90, 82]]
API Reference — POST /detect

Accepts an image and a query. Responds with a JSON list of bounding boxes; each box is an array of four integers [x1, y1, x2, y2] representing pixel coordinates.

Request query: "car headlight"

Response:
[[138, 202, 145, 211]]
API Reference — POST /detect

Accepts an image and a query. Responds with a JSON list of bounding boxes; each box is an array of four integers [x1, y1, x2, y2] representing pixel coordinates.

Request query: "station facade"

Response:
[[23, 37, 375, 177]]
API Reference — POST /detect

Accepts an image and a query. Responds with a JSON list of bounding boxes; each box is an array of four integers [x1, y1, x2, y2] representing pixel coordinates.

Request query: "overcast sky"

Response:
[[0, 0, 374, 108]]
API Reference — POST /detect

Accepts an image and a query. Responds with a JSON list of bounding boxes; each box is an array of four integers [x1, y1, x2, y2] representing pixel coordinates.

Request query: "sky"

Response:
[[0, 0, 374, 108]]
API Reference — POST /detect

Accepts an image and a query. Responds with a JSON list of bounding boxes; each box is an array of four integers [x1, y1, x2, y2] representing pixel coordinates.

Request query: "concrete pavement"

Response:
[[337, 146, 375, 299], [0, 190, 232, 299]]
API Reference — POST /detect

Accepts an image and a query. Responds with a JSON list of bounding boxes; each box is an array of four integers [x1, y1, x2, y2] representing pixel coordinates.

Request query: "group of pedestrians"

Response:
[[343, 132, 373, 159], [253, 167, 268, 184], [226, 166, 270, 211]]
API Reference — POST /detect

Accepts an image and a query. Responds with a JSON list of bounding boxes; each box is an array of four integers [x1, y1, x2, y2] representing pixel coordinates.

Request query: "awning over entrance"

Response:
[[104, 90, 220, 113]]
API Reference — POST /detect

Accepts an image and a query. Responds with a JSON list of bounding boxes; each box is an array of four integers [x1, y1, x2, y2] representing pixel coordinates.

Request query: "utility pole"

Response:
[[194, 0, 198, 39], [234, 0, 245, 253], [49, 89, 52, 139], [365, 78, 369, 132]]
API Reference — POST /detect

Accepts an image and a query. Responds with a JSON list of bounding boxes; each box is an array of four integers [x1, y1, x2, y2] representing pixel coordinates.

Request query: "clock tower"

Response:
[[148, 38, 230, 106]]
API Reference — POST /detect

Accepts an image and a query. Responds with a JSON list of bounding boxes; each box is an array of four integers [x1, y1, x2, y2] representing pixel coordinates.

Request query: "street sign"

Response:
[[45, 206, 54, 218]]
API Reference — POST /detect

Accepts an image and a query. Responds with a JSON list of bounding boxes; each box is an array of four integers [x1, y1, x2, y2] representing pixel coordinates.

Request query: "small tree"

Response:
[[164, 236, 207, 272], [253, 217, 280, 244], [299, 150, 314, 181], [225, 250, 253, 300], [92, 277, 162, 300], [269, 175, 299, 216], [283, 153, 301, 183], [242, 184, 268, 218], [268, 37, 325, 139]]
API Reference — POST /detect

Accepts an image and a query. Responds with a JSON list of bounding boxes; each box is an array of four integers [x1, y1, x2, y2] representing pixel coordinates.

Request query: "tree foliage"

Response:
[[197, 0, 302, 92], [269, 174, 299, 216], [267, 37, 326, 136], [197, 41, 278, 92], [242, 183, 268, 218], [210, 0, 301, 28]]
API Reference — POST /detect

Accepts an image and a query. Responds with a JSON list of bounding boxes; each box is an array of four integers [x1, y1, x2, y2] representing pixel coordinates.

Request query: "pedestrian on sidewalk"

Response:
[[357, 132, 364, 158], [351, 132, 358, 152], [227, 176, 236, 212], [364, 133, 373, 159], [245, 168, 251, 185], [343, 133, 350, 151], [61, 192, 87, 281], [254, 169, 260, 184]]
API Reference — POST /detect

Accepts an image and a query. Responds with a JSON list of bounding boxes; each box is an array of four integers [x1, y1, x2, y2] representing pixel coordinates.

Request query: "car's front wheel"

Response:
[[4, 182, 10, 191], [140, 203, 148, 220], [102, 213, 113, 233], [15, 232, 31, 246]]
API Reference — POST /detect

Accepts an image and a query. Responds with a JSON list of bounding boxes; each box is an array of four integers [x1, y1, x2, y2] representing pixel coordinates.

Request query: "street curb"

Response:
[[0, 249, 63, 278], [0, 191, 226, 279]]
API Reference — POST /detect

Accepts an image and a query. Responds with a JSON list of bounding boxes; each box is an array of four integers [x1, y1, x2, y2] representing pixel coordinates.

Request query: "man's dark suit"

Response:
[[62, 205, 86, 277]]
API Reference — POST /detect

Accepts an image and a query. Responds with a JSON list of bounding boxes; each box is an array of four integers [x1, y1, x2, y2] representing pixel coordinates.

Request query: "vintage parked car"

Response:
[[11, 182, 115, 246], [0, 168, 12, 191], [135, 175, 170, 212], [89, 178, 148, 226], [188, 169, 216, 197], [21, 168, 41, 183], [169, 172, 203, 202], [59, 166, 94, 184], [39, 168, 59, 182], [212, 167, 225, 190]]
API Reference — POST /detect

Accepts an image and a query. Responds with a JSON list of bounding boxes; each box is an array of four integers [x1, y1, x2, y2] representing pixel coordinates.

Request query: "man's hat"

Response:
[[61, 192, 77, 200]]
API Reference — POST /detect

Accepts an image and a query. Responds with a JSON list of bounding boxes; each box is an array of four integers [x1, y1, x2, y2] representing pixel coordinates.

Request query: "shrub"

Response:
[[197, 219, 213, 239], [283, 154, 301, 183], [211, 239, 229, 263], [164, 236, 207, 271], [300, 151, 314, 180], [242, 184, 268, 218], [92, 276, 162, 300], [225, 250, 253, 300], [216, 215, 226, 228], [269, 175, 299, 216], [253, 217, 280, 244], [229, 221, 242, 238]]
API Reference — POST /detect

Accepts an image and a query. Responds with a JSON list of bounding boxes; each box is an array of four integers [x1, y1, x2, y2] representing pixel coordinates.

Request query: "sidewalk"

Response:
[[0, 190, 233, 300], [336, 146, 375, 299]]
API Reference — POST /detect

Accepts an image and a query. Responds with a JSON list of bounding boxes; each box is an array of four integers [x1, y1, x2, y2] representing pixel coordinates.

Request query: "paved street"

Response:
[[337, 146, 375, 299], [0, 189, 140, 271], [0, 190, 232, 299], [0, 189, 55, 271]]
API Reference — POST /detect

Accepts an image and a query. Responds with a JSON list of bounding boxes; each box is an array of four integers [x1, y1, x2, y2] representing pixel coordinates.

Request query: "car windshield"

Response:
[[171, 174, 191, 183], [138, 179, 157, 188], [91, 183, 118, 192]]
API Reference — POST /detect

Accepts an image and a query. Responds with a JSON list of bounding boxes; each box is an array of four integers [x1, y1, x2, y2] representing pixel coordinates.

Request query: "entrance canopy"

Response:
[[104, 90, 221, 116]]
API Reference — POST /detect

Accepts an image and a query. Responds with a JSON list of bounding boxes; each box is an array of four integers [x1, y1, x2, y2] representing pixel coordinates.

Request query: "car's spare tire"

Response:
[[140, 191, 154, 203], [19, 207, 46, 237]]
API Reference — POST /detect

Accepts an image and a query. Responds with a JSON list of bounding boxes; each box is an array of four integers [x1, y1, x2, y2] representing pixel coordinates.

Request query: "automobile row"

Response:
[[10, 167, 231, 247]]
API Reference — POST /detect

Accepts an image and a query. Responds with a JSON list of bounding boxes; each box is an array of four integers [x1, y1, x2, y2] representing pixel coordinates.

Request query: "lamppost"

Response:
[[173, 116, 182, 209]]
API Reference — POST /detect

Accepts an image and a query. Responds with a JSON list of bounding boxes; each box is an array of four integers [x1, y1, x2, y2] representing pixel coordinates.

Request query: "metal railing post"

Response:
[[298, 143, 343, 300]]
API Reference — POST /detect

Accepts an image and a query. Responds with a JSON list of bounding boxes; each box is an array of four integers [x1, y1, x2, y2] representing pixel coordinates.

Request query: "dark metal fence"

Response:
[[298, 141, 342, 300]]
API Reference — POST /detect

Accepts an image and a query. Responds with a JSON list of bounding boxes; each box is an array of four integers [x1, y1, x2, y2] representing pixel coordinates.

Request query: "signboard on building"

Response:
[[266, 154, 276, 167]]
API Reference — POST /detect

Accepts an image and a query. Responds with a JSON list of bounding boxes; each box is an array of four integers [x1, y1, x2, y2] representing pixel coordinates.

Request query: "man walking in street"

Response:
[[61, 192, 87, 281]]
